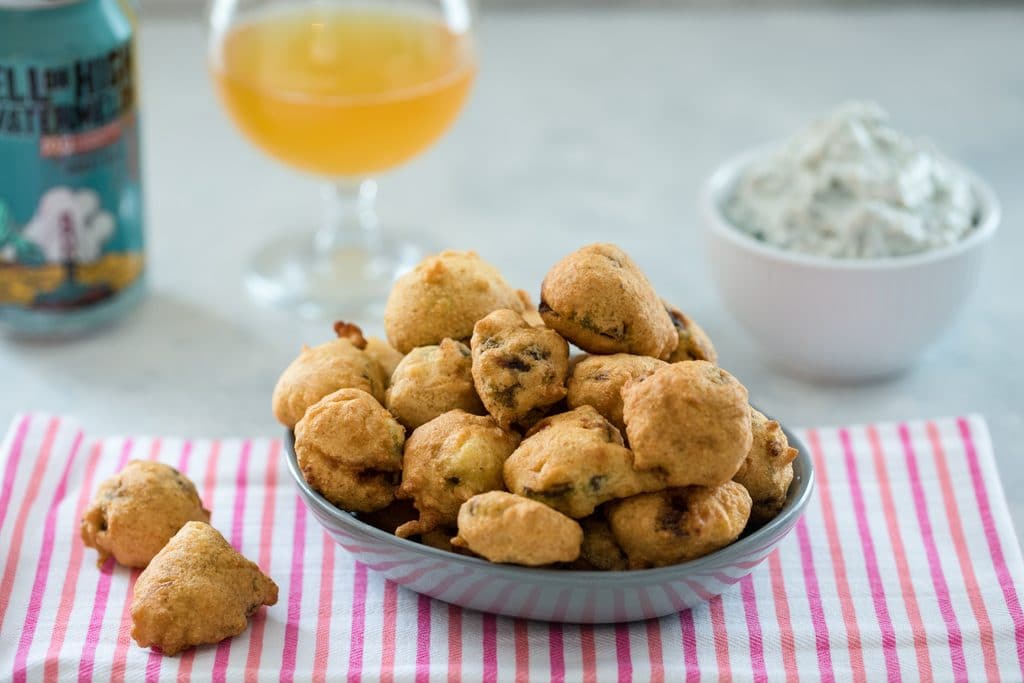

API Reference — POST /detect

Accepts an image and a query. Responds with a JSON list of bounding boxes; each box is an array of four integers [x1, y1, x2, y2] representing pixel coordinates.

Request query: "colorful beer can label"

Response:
[[0, 34, 144, 315]]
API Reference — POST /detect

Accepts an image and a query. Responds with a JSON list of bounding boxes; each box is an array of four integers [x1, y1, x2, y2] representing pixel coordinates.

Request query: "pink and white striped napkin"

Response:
[[1, 413, 1022, 682]]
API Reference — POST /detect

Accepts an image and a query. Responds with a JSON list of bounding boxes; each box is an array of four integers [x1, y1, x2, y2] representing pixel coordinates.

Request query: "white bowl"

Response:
[[703, 148, 1001, 381]]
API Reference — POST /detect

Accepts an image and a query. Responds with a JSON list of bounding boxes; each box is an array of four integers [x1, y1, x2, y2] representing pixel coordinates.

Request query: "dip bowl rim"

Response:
[[703, 144, 1001, 271]]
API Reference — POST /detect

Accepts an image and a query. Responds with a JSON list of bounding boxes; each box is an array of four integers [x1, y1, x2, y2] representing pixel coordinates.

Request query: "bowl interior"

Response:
[[285, 415, 814, 590]]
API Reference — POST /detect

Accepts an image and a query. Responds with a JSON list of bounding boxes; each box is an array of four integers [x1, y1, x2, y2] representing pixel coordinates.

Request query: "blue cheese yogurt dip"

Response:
[[724, 101, 981, 259]]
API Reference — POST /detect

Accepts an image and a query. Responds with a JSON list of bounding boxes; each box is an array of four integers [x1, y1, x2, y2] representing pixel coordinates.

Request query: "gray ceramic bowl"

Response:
[[286, 422, 813, 623]]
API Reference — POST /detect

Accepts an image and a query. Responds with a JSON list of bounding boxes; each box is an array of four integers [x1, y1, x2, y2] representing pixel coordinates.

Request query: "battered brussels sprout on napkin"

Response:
[[131, 522, 278, 656], [81, 460, 209, 568]]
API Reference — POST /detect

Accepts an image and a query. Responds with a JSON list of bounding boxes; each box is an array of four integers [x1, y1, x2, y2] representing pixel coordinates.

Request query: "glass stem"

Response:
[[315, 179, 379, 255]]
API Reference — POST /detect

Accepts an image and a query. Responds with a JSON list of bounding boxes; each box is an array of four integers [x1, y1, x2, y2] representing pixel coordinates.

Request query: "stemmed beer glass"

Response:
[[209, 0, 476, 316]]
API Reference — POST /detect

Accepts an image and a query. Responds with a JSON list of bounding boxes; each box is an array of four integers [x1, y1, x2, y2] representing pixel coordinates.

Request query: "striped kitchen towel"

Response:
[[1, 413, 1022, 682]]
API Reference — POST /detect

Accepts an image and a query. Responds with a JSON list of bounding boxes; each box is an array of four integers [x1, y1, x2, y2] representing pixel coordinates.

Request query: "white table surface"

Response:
[[2, 6, 1021, 544]]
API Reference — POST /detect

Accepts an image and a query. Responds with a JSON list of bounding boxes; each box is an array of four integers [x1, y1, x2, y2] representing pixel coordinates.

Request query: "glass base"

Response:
[[246, 230, 432, 320]]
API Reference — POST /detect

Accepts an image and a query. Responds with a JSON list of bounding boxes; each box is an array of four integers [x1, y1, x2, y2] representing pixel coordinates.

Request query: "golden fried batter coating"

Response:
[[539, 243, 677, 359], [566, 354, 667, 434], [396, 410, 520, 537], [364, 337, 404, 386], [385, 339, 485, 430], [470, 309, 570, 429], [294, 388, 405, 513], [516, 289, 546, 327], [384, 250, 525, 353], [606, 483, 751, 568], [664, 303, 718, 364], [622, 361, 752, 487], [80, 460, 210, 568], [452, 491, 582, 566], [576, 516, 629, 571], [131, 521, 278, 655], [272, 338, 386, 429], [733, 409, 798, 526], [504, 406, 663, 518]]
